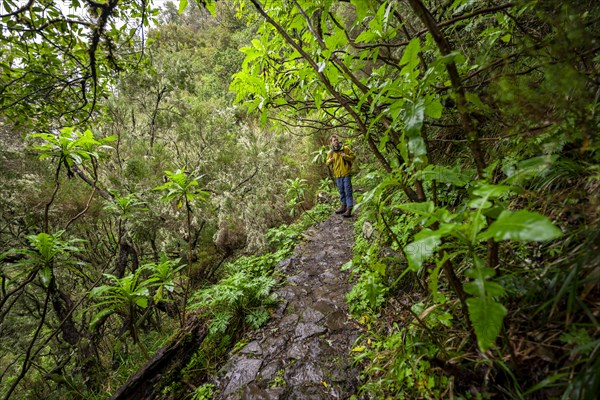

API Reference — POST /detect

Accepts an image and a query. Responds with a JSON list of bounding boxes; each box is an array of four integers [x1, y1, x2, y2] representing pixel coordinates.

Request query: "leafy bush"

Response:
[[192, 383, 215, 400], [353, 326, 450, 399], [223, 249, 289, 277], [265, 203, 335, 253], [265, 224, 304, 252], [189, 270, 277, 335], [346, 270, 388, 316], [305, 203, 335, 223]]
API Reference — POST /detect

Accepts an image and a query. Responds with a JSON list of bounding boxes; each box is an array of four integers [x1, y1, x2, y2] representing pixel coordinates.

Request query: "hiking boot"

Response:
[[343, 206, 353, 218], [335, 205, 347, 214]]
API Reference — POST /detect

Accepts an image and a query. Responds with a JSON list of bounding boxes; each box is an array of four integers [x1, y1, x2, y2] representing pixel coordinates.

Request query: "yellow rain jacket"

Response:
[[327, 145, 355, 178]]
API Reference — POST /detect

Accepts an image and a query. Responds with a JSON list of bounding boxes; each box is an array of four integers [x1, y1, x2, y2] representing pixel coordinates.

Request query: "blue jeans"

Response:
[[335, 175, 353, 207]]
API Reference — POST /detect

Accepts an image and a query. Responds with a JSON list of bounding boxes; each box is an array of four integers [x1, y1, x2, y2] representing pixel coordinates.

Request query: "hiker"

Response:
[[326, 134, 355, 218]]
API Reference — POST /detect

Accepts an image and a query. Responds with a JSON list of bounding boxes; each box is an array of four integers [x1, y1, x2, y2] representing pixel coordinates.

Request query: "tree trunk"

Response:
[[115, 234, 138, 278], [109, 315, 208, 400], [48, 276, 81, 346]]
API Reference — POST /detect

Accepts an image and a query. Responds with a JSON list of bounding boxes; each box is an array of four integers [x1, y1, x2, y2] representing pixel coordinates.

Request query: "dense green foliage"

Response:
[[227, 0, 599, 399], [1, 0, 598, 399]]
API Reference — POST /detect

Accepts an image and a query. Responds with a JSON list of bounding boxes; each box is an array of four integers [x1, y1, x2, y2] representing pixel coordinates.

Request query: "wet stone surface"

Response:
[[211, 216, 363, 399]]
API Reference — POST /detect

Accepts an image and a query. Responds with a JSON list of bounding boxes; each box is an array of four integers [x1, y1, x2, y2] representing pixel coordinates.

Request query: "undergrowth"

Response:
[[346, 168, 599, 399]]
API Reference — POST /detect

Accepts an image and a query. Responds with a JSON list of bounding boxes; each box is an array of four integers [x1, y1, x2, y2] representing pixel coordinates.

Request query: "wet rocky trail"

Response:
[[210, 215, 363, 399]]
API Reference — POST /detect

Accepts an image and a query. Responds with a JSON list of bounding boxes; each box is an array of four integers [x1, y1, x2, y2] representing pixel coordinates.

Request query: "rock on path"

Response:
[[212, 215, 363, 399]]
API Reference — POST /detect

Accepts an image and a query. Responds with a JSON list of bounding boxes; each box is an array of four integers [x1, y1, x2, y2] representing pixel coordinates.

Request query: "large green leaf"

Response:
[[134, 296, 148, 308], [396, 201, 435, 217], [424, 95, 443, 119], [404, 98, 425, 138], [178, 0, 188, 15], [400, 38, 421, 67], [503, 155, 558, 185], [351, 0, 372, 23], [479, 210, 562, 242], [472, 183, 513, 199], [466, 297, 507, 352], [89, 307, 117, 331], [204, 0, 216, 15], [38, 266, 52, 288], [416, 165, 470, 187], [464, 265, 504, 298], [405, 230, 441, 271]]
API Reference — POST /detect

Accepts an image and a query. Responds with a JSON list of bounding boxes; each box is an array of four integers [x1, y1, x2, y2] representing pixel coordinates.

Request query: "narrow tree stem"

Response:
[[406, 0, 487, 176], [44, 162, 62, 233], [3, 285, 51, 400]]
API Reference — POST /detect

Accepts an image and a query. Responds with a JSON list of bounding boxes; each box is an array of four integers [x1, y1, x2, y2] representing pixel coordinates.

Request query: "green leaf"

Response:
[[39, 266, 52, 287], [364, 273, 385, 309], [479, 210, 562, 242], [89, 307, 116, 331], [503, 155, 558, 185], [89, 284, 113, 298], [472, 183, 512, 199], [400, 38, 421, 67], [403, 226, 459, 271], [466, 297, 507, 352], [178, 0, 188, 14], [372, 262, 386, 276], [404, 98, 425, 138], [204, 0, 216, 15], [355, 29, 378, 44], [398, 132, 409, 163], [396, 201, 435, 217], [464, 265, 503, 298], [341, 260, 353, 271], [468, 197, 492, 209], [416, 165, 470, 187], [324, 28, 347, 50], [483, 281, 505, 298], [134, 297, 148, 308], [424, 95, 443, 119], [408, 136, 427, 158], [463, 94, 485, 113], [429, 253, 452, 303], [351, 0, 371, 22]]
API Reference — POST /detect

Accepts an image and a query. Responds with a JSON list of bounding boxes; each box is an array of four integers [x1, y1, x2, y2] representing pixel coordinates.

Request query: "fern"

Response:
[[189, 270, 277, 335]]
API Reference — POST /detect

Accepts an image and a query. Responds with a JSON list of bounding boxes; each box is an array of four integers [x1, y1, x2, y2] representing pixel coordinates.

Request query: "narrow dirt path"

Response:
[[211, 215, 363, 399]]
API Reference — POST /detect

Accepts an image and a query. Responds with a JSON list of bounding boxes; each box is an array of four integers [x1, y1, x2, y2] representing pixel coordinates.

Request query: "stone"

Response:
[[240, 341, 262, 356], [285, 362, 323, 385], [223, 358, 263, 395], [301, 307, 325, 324], [294, 322, 326, 340]]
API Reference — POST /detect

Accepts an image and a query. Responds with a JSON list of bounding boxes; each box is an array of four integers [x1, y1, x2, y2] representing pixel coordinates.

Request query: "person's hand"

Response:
[[327, 157, 333, 163], [340, 151, 345, 157]]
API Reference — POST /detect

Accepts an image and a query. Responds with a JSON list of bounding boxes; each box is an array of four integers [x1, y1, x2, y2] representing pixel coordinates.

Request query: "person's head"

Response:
[[331, 135, 340, 146]]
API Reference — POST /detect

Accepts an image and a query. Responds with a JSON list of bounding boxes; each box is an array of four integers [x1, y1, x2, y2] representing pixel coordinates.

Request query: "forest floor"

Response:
[[209, 214, 364, 399]]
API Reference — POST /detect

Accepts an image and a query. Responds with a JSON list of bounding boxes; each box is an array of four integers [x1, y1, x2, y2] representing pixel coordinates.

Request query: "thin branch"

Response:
[[44, 161, 62, 233], [231, 167, 259, 193], [4, 18, 93, 32], [2, 285, 51, 400], [429, 122, 554, 142], [438, 2, 516, 29], [0, 0, 34, 18], [71, 163, 114, 201], [64, 163, 99, 230], [0, 269, 39, 324]]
